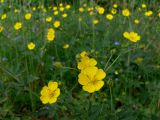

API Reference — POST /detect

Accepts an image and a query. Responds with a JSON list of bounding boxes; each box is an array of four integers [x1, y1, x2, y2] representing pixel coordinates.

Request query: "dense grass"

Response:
[[0, 0, 160, 119]]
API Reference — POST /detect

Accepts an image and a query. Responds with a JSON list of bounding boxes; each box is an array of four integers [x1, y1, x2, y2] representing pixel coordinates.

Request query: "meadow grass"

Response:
[[0, 0, 160, 119]]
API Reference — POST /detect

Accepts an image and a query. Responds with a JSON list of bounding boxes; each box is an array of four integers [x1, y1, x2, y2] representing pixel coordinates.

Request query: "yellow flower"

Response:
[[111, 8, 117, 14], [40, 81, 60, 104], [123, 31, 141, 42], [46, 16, 52, 22], [106, 14, 113, 20], [14, 22, 22, 30], [1, 13, 7, 20], [122, 9, 130, 17], [62, 13, 67, 18], [145, 10, 153, 17], [0, 0, 4, 3], [54, 11, 59, 15], [113, 4, 118, 8], [0, 26, 3, 32], [53, 21, 60, 28], [42, 8, 47, 13], [27, 42, 35, 50], [97, 6, 105, 15], [25, 13, 32, 20], [53, 7, 58, 11], [79, 7, 84, 13], [83, 3, 87, 7], [87, 7, 93, 12], [63, 44, 69, 49], [47, 28, 55, 42], [158, 13, 160, 17], [141, 4, 146, 8], [78, 67, 106, 93], [93, 19, 99, 25], [89, 11, 93, 16], [32, 7, 36, 11], [78, 56, 97, 70], [59, 7, 64, 12], [59, 3, 63, 7], [65, 5, 71, 10], [80, 51, 88, 58], [134, 19, 139, 24]]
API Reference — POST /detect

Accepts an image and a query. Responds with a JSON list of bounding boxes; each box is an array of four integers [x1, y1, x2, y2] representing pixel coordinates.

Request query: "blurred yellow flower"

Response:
[[79, 7, 84, 13], [145, 10, 153, 17], [78, 67, 106, 93], [53, 7, 58, 11], [1, 13, 7, 20], [14, 22, 22, 30], [123, 31, 141, 42], [0, 0, 4, 3], [53, 21, 61, 28], [65, 5, 71, 9], [89, 11, 93, 16], [83, 3, 87, 7], [40, 81, 60, 104], [0, 26, 3, 32], [78, 56, 97, 70], [106, 14, 113, 20], [59, 7, 64, 12], [93, 19, 99, 25], [59, 3, 63, 7], [62, 13, 67, 18], [97, 6, 105, 15], [25, 13, 32, 20], [111, 8, 117, 14], [122, 9, 130, 17], [63, 43, 69, 49], [141, 4, 146, 8], [46, 16, 52, 22], [80, 51, 88, 58], [32, 7, 36, 11], [134, 19, 139, 24], [47, 28, 55, 41], [27, 42, 35, 50], [113, 4, 118, 8], [54, 11, 59, 15]]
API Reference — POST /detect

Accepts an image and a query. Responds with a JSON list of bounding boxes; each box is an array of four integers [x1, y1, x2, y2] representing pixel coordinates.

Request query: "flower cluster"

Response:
[[77, 51, 106, 93], [47, 28, 55, 42]]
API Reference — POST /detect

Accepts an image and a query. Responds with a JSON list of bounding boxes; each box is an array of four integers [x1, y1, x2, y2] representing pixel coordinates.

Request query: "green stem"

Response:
[[109, 86, 113, 112]]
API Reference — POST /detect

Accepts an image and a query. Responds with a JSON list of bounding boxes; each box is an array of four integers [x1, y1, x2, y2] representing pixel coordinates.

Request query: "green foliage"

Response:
[[0, 0, 160, 119]]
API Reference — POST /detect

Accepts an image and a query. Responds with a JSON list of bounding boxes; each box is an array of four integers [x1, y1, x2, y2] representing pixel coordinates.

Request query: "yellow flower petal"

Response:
[[40, 95, 49, 104], [78, 73, 90, 85], [48, 81, 58, 91], [95, 69, 106, 80], [49, 97, 57, 104], [82, 67, 98, 80], [83, 83, 95, 93], [94, 81, 104, 91], [89, 58, 97, 66], [54, 88, 60, 98], [40, 86, 49, 95], [123, 32, 129, 39]]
